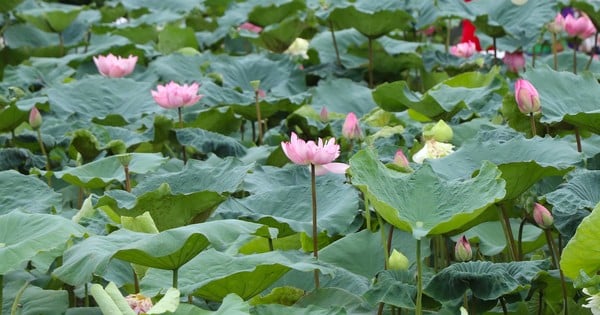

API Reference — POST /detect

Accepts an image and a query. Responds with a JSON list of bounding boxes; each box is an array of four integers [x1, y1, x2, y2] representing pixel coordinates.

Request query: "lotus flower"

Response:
[[342, 112, 361, 140], [547, 13, 565, 33], [281, 132, 349, 175], [583, 288, 600, 315], [29, 107, 42, 130], [320, 107, 328, 122], [238, 22, 262, 33], [412, 140, 454, 164], [393, 150, 410, 168], [455, 235, 472, 262], [93, 53, 137, 78], [151, 81, 203, 109], [450, 41, 477, 58], [515, 79, 541, 115], [125, 294, 153, 315], [284, 38, 309, 59], [565, 14, 596, 39], [533, 203, 554, 229], [503, 51, 526, 73]]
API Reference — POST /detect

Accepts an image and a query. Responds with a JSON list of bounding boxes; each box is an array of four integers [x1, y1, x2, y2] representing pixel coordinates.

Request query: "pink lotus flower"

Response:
[[533, 203, 554, 229], [393, 149, 410, 168], [515, 79, 541, 115], [125, 294, 153, 315], [450, 41, 477, 58], [238, 22, 263, 33], [29, 107, 42, 130], [503, 51, 526, 73], [565, 14, 596, 39], [151, 81, 203, 109], [547, 13, 565, 33], [455, 235, 472, 262], [93, 53, 137, 78], [342, 112, 361, 140], [281, 132, 349, 175]]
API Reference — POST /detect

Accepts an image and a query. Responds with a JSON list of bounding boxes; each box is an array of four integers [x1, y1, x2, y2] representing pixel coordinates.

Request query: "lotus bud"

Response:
[[320, 107, 328, 122], [533, 203, 554, 229], [547, 13, 565, 33], [342, 112, 362, 140], [423, 120, 453, 142], [250, 80, 261, 92], [503, 51, 526, 73], [388, 249, 409, 270], [393, 149, 410, 168], [125, 293, 153, 315], [515, 79, 541, 115], [117, 153, 133, 167], [29, 107, 42, 130], [455, 235, 472, 262]]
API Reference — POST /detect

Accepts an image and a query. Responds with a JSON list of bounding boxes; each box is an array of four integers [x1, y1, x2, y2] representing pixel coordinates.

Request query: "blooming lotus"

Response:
[[412, 140, 454, 164], [583, 288, 600, 315], [342, 112, 361, 140], [284, 38, 309, 59], [503, 51, 526, 73], [565, 14, 596, 39], [281, 132, 349, 175], [151, 81, 203, 109], [93, 53, 137, 78], [125, 293, 153, 315], [515, 79, 541, 115], [450, 41, 477, 58], [533, 203, 554, 229]]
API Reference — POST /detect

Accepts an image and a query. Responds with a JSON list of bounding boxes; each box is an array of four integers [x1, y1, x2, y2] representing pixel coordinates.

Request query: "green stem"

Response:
[[133, 269, 139, 293], [254, 90, 263, 145], [58, 32, 64, 56], [573, 46, 578, 74], [36, 129, 51, 186], [517, 218, 526, 261], [498, 205, 517, 261], [377, 213, 389, 269], [499, 297, 508, 315], [545, 230, 569, 315], [586, 32, 599, 71], [84, 283, 89, 307], [10, 282, 28, 315], [172, 268, 179, 289], [178, 107, 187, 164], [574, 126, 582, 153], [529, 113, 536, 138], [310, 164, 320, 289], [124, 165, 131, 192], [267, 237, 274, 251], [387, 226, 394, 260], [493, 37, 498, 65], [552, 33, 558, 70], [328, 19, 342, 66], [368, 37, 374, 88], [416, 238, 423, 315]]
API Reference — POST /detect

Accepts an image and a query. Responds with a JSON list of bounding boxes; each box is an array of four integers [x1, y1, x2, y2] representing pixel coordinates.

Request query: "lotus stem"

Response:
[[376, 213, 389, 269], [368, 37, 374, 88], [529, 113, 536, 138], [552, 33, 558, 70], [310, 164, 320, 289], [493, 37, 498, 65], [84, 283, 89, 307], [124, 165, 131, 193], [58, 32, 65, 56], [499, 297, 508, 315], [586, 32, 599, 71], [573, 46, 578, 74], [517, 217, 527, 261], [36, 128, 51, 185], [11, 281, 28, 315], [178, 107, 187, 164], [133, 270, 139, 293], [267, 237, 274, 251], [328, 19, 342, 66], [172, 268, 179, 289], [363, 191, 371, 231], [254, 90, 263, 145], [574, 126, 582, 153], [415, 238, 423, 315], [545, 229, 569, 315], [498, 205, 517, 261], [387, 226, 394, 259], [537, 290, 544, 315]]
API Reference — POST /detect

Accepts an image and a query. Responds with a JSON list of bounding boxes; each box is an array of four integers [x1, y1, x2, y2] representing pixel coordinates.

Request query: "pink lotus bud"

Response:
[[565, 14, 597, 39], [320, 107, 328, 122], [393, 149, 410, 168], [238, 22, 262, 33], [533, 203, 554, 229], [547, 13, 565, 33], [450, 41, 477, 58], [455, 235, 472, 262], [29, 107, 42, 130], [125, 293, 153, 315], [342, 112, 361, 140], [93, 53, 137, 78], [515, 79, 541, 115], [151, 81, 203, 109], [503, 51, 526, 73]]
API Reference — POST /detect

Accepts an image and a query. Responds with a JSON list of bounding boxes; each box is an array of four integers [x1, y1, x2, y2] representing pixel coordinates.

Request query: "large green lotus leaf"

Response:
[[258, 15, 306, 53], [147, 53, 210, 82], [175, 128, 247, 158], [425, 260, 549, 301], [2, 280, 68, 315], [310, 28, 367, 69], [113, 220, 276, 270], [0, 170, 61, 214], [311, 78, 376, 116], [118, 0, 203, 12], [0, 0, 23, 13], [561, 202, 600, 279], [0, 212, 86, 274], [45, 77, 162, 123], [189, 294, 250, 315], [3, 63, 74, 90], [523, 66, 600, 134], [294, 288, 370, 313], [414, 0, 474, 29], [216, 165, 359, 237], [17, 3, 81, 33], [0, 148, 41, 172], [349, 149, 506, 239], [362, 270, 416, 309], [247, 0, 305, 26], [461, 219, 545, 256], [252, 304, 345, 315], [329, 0, 413, 38], [546, 170, 600, 239], [53, 229, 142, 286], [372, 67, 503, 119], [157, 25, 199, 55], [141, 249, 333, 300], [268, 262, 370, 294], [429, 127, 581, 200], [47, 153, 167, 189], [0, 102, 28, 133]]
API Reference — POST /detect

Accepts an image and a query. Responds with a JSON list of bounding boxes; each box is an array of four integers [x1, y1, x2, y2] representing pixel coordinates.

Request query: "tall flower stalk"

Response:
[[250, 80, 263, 145], [281, 132, 349, 289], [29, 108, 51, 185]]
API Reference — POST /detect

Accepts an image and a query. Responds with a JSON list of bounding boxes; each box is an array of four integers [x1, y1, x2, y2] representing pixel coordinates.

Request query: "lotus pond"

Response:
[[1, 0, 600, 314]]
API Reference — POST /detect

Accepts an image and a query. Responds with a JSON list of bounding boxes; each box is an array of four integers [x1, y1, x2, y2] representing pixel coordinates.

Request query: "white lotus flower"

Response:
[[284, 38, 309, 59], [583, 288, 600, 315], [412, 140, 454, 164]]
